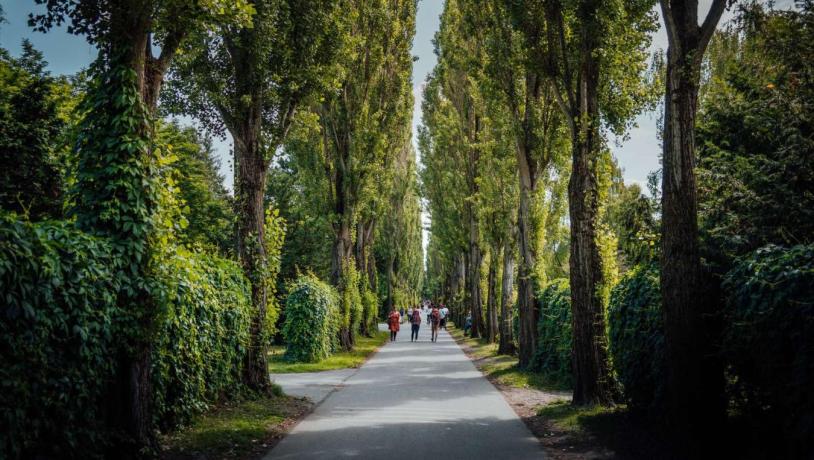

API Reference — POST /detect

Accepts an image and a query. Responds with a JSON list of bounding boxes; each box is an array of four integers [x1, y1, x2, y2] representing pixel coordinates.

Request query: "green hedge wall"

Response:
[[282, 274, 339, 362], [723, 244, 814, 449], [151, 249, 252, 430], [532, 279, 572, 386], [0, 215, 255, 458], [608, 264, 665, 415], [0, 215, 120, 459]]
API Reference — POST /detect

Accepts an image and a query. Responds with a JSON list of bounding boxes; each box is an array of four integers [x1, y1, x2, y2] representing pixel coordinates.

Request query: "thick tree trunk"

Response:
[[233, 123, 271, 392], [467, 224, 483, 339], [103, 4, 158, 455], [516, 148, 538, 368], [568, 12, 615, 406], [485, 250, 498, 343], [499, 239, 516, 355], [333, 215, 354, 350], [660, 22, 725, 432]]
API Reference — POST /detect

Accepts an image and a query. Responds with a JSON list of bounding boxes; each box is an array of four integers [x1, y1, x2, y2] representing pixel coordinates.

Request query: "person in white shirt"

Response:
[[439, 305, 449, 330]]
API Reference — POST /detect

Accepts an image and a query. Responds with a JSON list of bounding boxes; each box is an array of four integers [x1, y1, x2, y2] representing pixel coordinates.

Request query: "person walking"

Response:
[[430, 305, 441, 342], [399, 307, 405, 324], [388, 308, 401, 342], [439, 304, 449, 330], [410, 307, 422, 342]]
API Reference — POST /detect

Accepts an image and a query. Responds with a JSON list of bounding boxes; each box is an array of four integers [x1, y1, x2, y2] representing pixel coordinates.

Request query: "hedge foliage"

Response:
[[0, 214, 255, 458], [151, 249, 252, 430], [361, 285, 379, 336], [282, 274, 339, 362], [608, 264, 665, 415], [722, 244, 814, 448], [532, 279, 572, 386], [339, 261, 362, 347], [0, 215, 119, 459]]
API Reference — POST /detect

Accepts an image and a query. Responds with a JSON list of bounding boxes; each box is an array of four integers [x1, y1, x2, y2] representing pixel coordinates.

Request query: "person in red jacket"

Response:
[[387, 308, 401, 342]]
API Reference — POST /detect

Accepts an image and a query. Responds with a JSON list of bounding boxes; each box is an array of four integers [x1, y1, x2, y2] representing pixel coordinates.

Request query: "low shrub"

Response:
[[608, 264, 664, 415], [722, 244, 814, 451], [151, 249, 253, 430], [0, 215, 120, 459], [531, 279, 572, 386], [282, 274, 339, 362]]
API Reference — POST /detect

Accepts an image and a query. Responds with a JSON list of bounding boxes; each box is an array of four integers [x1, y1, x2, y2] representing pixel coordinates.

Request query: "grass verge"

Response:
[[447, 324, 569, 392], [268, 330, 389, 373], [160, 391, 311, 460]]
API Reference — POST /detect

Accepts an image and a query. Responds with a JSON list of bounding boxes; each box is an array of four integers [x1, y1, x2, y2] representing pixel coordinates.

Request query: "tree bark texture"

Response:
[[499, 238, 516, 355], [568, 2, 615, 406], [232, 115, 271, 392], [659, 0, 728, 433], [486, 250, 499, 343], [516, 146, 538, 367]]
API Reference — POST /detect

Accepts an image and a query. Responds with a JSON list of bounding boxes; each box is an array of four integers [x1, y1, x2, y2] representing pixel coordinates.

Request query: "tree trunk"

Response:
[[333, 215, 354, 350], [568, 9, 615, 406], [516, 147, 538, 367], [499, 239, 516, 355], [467, 224, 483, 339], [233, 120, 271, 392], [103, 4, 157, 455], [659, 0, 727, 430], [486, 249, 498, 343]]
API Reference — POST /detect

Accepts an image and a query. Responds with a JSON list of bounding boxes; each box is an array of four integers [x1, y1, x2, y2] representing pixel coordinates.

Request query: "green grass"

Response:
[[537, 400, 623, 432], [448, 325, 570, 392], [161, 394, 308, 460], [268, 330, 389, 373]]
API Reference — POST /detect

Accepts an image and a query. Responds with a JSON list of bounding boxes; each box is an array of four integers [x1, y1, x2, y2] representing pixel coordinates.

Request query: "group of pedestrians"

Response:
[[387, 302, 449, 343]]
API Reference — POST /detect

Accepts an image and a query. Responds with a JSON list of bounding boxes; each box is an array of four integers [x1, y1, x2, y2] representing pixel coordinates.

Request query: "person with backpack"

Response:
[[410, 307, 422, 342], [430, 306, 441, 342], [388, 308, 401, 342], [439, 304, 449, 330]]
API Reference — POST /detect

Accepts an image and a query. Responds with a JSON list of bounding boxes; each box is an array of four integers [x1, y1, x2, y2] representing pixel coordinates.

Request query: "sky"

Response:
[[0, 0, 795, 256]]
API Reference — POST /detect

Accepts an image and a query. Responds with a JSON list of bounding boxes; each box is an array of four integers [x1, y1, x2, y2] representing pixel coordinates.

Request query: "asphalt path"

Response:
[[266, 322, 543, 459]]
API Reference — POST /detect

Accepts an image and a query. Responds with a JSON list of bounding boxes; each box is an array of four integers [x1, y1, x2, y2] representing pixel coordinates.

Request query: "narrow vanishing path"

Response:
[[266, 324, 543, 460]]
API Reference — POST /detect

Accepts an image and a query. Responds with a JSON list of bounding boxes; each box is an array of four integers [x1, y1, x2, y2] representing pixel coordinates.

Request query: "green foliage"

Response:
[[698, 4, 814, 271], [0, 214, 119, 459], [608, 264, 664, 415], [261, 208, 286, 346], [156, 122, 234, 254], [722, 244, 814, 449], [339, 261, 363, 347], [0, 212, 257, 457], [531, 279, 572, 386], [151, 249, 252, 430], [361, 284, 379, 337], [282, 274, 340, 363], [0, 43, 67, 219]]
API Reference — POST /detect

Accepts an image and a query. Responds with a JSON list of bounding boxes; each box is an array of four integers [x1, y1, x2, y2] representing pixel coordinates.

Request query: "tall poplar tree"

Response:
[[29, 0, 253, 452]]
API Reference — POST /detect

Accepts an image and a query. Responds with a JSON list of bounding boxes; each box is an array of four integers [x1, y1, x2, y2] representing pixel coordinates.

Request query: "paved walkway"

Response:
[[266, 323, 543, 459]]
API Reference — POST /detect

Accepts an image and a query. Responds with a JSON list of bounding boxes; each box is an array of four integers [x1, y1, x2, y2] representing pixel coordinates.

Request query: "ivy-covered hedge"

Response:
[[361, 286, 378, 336], [531, 279, 572, 386], [722, 244, 814, 449], [282, 274, 339, 362], [608, 264, 665, 415], [0, 215, 256, 458], [0, 216, 120, 459], [151, 249, 252, 430]]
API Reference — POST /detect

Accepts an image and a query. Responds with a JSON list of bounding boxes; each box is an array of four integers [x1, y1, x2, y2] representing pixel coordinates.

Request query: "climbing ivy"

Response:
[[282, 274, 340, 363]]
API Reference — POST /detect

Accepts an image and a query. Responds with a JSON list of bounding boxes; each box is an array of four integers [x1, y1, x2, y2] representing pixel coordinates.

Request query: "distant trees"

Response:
[[0, 42, 70, 219]]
